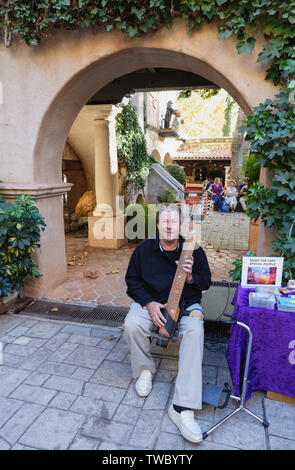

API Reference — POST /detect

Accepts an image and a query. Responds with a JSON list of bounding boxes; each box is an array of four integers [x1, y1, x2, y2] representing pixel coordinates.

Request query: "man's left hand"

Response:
[[176, 255, 194, 284]]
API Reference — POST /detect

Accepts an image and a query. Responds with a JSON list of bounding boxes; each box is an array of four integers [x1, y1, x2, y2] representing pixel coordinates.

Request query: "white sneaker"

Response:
[[135, 369, 152, 397], [168, 404, 203, 443]]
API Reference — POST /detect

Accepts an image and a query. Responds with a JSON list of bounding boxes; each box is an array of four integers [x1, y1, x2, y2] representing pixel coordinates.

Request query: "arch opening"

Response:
[[24, 31, 278, 297], [33, 47, 253, 183]]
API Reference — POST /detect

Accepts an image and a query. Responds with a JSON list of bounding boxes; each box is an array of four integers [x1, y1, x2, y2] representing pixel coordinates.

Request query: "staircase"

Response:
[[145, 163, 185, 204]]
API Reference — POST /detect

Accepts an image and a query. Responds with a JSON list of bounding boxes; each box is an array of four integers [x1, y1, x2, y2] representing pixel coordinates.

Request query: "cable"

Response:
[[214, 280, 231, 321]]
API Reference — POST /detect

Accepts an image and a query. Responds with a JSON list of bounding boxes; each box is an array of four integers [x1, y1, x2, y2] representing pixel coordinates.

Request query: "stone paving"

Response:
[[0, 313, 294, 450], [45, 212, 249, 306], [201, 211, 249, 251]]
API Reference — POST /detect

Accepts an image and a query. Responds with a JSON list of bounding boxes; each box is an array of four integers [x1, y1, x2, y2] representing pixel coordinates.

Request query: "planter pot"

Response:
[[0, 291, 19, 314]]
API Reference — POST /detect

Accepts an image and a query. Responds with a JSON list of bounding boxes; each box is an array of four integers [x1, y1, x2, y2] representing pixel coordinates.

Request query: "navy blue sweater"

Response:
[[125, 236, 211, 309]]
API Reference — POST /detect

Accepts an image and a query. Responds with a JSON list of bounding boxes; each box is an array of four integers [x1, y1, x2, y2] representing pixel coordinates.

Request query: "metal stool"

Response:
[[202, 314, 269, 439]]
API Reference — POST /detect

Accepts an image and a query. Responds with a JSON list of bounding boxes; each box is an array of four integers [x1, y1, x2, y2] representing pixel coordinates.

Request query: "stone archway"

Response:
[[0, 19, 280, 296], [164, 152, 173, 166], [151, 149, 161, 163]]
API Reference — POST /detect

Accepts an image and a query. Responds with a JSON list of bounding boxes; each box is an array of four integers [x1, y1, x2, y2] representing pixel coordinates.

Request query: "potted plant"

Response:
[[156, 185, 177, 204], [0, 194, 46, 313]]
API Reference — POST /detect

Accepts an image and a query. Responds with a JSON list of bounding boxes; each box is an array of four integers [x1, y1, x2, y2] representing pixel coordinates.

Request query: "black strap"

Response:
[[217, 383, 232, 409], [155, 309, 178, 348], [181, 307, 203, 317], [161, 308, 177, 338]]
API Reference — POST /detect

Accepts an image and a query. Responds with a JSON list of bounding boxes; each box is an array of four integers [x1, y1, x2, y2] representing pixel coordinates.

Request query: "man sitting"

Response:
[[124, 204, 211, 443]]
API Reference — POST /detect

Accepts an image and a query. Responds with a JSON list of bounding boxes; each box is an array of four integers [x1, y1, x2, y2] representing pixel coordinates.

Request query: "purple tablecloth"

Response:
[[226, 284, 295, 401]]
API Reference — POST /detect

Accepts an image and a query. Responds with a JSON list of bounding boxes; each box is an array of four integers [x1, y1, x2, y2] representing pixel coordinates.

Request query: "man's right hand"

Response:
[[145, 301, 167, 328]]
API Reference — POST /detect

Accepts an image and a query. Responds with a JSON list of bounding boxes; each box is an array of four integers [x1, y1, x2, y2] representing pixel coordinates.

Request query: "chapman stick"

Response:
[[156, 201, 204, 349]]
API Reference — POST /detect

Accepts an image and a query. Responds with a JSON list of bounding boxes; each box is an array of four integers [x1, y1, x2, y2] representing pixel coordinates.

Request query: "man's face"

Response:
[[157, 210, 180, 241]]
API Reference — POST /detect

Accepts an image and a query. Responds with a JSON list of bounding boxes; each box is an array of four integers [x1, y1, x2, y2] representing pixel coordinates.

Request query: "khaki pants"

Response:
[[124, 302, 204, 409]]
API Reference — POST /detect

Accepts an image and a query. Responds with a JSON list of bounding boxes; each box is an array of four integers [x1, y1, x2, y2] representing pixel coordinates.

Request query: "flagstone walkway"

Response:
[[0, 313, 294, 450]]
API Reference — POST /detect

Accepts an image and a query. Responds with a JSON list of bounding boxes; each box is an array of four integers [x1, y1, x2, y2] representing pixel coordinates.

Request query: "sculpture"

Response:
[[164, 101, 178, 128]]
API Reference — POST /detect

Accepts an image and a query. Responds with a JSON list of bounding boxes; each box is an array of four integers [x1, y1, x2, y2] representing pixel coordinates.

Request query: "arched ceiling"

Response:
[[87, 67, 218, 105]]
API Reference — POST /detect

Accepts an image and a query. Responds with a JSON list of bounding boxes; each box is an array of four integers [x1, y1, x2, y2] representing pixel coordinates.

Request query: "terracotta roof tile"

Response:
[[174, 144, 232, 160]]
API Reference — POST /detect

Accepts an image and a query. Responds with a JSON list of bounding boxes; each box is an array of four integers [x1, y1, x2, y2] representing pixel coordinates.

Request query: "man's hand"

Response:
[[176, 255, 194, 284], [145, 301, 167, 328]]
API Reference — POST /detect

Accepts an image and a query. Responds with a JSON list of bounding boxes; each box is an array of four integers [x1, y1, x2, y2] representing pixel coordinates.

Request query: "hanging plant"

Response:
[[0, 1, 294, 86], [116, 101, 153, 194], [222, 97, 234, 136]]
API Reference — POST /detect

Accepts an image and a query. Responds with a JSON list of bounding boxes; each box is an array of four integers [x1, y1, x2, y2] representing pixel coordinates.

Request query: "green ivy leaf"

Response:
[[236, 36, 256, 54], [218, 28, 232, 40]]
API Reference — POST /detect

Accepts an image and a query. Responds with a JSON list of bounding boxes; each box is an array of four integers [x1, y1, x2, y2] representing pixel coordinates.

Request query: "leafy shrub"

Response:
[[229, 251, 256, 282], [240, 79, 295, 282], [165, 164, 186, 185], [242, 153, 261, 187], [229, 248, 294, 285], [0, 194, 46, 297]]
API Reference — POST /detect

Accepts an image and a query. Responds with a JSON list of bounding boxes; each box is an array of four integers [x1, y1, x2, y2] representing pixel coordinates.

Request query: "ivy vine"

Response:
[[240, 68, 295, 282], [177, 88, 220, 101], [1, 1, 295, 86], [222, 96, 234, 136], [116, 101, 152, 194]]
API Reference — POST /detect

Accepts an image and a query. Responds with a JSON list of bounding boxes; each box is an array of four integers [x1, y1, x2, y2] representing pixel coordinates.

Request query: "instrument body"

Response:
[[156, 194, 208, 349]]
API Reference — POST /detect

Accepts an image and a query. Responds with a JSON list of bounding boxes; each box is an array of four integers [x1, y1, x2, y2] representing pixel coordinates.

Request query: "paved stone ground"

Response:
[[0, 313, 294, 450], [45, 212, 249, 307], [201, 211, 249, 251]]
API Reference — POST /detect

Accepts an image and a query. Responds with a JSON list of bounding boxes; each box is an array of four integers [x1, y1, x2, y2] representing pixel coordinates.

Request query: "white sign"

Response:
[[241, 257, 284, 288]]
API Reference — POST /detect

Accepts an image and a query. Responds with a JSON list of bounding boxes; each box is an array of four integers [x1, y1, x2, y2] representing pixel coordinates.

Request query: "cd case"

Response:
[[249, 292, 276, 309], [276, 296, 295, 312]]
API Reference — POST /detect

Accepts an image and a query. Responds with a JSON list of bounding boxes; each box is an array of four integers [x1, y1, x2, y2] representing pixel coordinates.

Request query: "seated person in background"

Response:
[[239, 177, 248, 211], [209, 177, 223, 212], [124, 204, 211, 444], [224, 179, 238, 212], [202, 179, 211, 193]]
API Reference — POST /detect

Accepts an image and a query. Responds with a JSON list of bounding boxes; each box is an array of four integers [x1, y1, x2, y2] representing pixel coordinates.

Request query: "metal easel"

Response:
[[202, 313, 269, 439]]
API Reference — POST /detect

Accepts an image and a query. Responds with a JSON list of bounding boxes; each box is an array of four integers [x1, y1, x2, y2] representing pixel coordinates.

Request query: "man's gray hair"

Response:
[[156, 203, 183, 224]]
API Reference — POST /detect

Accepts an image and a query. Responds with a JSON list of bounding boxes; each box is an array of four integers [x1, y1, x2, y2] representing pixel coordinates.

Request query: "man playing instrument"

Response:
[[124, 204, 211, 443]]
